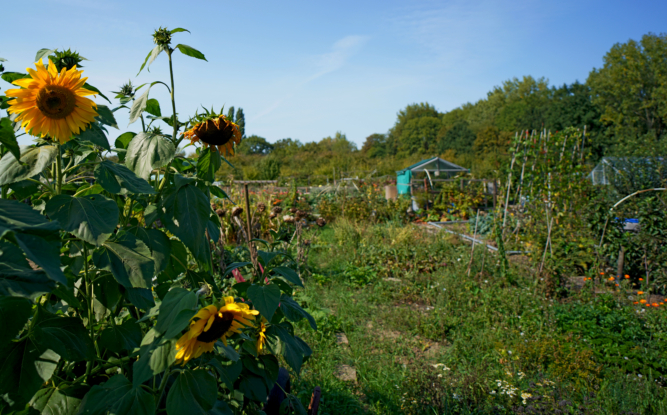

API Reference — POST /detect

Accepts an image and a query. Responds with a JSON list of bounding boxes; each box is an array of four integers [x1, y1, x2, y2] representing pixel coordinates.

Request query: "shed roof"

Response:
[[397, 157, 468, 175]]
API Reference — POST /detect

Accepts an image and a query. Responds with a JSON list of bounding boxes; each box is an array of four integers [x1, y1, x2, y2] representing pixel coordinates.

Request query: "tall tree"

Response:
[[387, 102, 440, 155], [587, 33, 667, 154], [237, 135, 273, 155], [361, 133, 387, 158], [235, 107, 246, 138], [227, 106, 235, 122]]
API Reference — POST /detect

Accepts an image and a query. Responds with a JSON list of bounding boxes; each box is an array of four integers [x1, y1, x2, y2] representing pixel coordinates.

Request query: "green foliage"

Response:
[[0, 32, 313, 415]]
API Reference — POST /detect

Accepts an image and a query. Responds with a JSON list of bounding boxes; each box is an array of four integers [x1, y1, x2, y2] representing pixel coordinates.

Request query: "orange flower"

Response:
[[615, 284, 619, 287], [634, 302, 639, 304], [639, 278, 644, 281], [640, 299, 647, 304], [600, 272, 605, 275], [624, 274, 630, 279], [646, 304, 652, 307], [653, 303, 659, 307], [637, 291, 645, 295], [608, 277, 615, 281]]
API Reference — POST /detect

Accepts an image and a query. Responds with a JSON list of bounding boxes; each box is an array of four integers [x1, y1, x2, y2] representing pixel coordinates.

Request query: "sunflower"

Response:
[[175, 296, 259, 364], [256, 318, 268, 354], [5, 59, 98, 144], [183, 112, 242, 155]]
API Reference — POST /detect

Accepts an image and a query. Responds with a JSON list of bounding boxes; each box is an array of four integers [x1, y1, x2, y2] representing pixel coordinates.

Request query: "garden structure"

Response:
[[395, 157, 468, 196]]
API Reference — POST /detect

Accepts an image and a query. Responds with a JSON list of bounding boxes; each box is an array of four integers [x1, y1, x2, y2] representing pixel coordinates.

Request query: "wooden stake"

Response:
[[466, 209, 480, 277]]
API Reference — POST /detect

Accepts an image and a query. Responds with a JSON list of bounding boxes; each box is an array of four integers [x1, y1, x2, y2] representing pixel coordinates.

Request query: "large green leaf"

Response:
[[127, 227, 171, 274], [31, 387, 81, 415], [45, 194, 118, 246], [158, 239, 188, 282], [94, 160, 156, 195], [34, 48, 55, 63], [175, 44, 207, 61], [279, 294, 317, 330], [99, 319, 142, 354], [32, 311, 94, 361], [196, 147, 221, 183], [128, 85, 152, 125], [166, 370, 216, 415], [237, 374, 269, 402], [77, 374, 155, 415], [0, 145, 57, 186], [132, 329, 176, 387], [83, 83, 111, 104], [268, 324, 307, 374], [0, 72, 29, 83], [0, 269, 55, 299], [137, 45, 163, 76], [0, 117, 20, 161], [272, 266, 303, 287], [125, 132, 175, 180], [145, 99, 161, 117], [161, 181, 210, 263], [8, 179, 40, 200], [92, 273, 122, 310], [94, 105, 118, 129], [247, 284, 281, 321], [74, 123, 110, 150], [209, 358, 242, 390], [155, 288, 198, 336], [0, 296, 32, 346], [125, 287, 155, 311], [0, 338, 60, 409], [93, 232, 154, 289], [0, 199, 64, 286]]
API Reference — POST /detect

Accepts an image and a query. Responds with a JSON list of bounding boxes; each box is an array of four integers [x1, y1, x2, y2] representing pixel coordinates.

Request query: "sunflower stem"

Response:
[[155, 368, 173, 403], [82, 243, 99, 383], [55, 142, 63, 195]]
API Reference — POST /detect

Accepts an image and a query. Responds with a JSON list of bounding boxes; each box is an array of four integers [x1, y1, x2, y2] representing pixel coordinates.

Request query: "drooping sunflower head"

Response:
[[48, 49, 86, 72], [175, 296, 259, 364], [184, 107, 242, 155], [5, 59, 98, 144]]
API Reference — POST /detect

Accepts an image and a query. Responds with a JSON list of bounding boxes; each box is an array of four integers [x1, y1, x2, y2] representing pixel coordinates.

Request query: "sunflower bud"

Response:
[[216, 208, 226, 218], [316, 217, 326, 227], [117, 80, 134, 97], [153, 27, 172, 47], [289, 207, 298, 214], [231, 206, 243, 217], [295, 210, 307, 220], [257, 202, 266, 213], [271, 206, 283, 214], [48, 49, 86, 72]]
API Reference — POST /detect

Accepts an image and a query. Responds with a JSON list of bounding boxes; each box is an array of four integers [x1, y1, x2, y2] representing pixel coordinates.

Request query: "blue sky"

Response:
[[3, 0, 667, 147]]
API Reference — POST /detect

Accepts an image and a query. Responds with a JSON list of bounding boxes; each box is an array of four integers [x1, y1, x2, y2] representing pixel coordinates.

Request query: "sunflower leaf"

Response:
[[0, 338, 60, 409], [45, 194, 118, 246], [128, 85, 152, 125], [166, 370, 217, 415], [74, 122, 110, 150], [93, 232, 154, 289], [247, 283, 281, 322], [32, 310, 95, 361], [196, 147, 221, 183], [125, 132, 175, 179], [95, 104, 118, 129], [31, 387, 81, 415], [78, 374, 156, 415], [145, 98, 161, 117], [94, 160, 156, 195], [170, 27, 190, 34], [133, 328, 176, 388], [0, 72, 29, 84], [175, 44, 207, 61], [137, 45, 162, 76], [83, 83, 111, 104], [34, 48, 55, 63], [0, 118, 20, 161], [155, 288, 198, 336], [99, 319, 143, 354], [0, 296, 33, 346], [0, 145, 57, 186]]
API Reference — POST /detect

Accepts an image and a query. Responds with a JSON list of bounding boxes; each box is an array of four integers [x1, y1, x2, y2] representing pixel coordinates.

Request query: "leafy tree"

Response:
[[387, 102, 440, 155], [272, 138, 302, 157], [587, 32, 667, 155], [361, 133, 388, 158], [258, 157, 282, 180], [438, 120, 476, 154], [237, 135, 273, 155], [397, 116, 442, 154], [235, 107, 245, 138], [226, 105, 235, 122]]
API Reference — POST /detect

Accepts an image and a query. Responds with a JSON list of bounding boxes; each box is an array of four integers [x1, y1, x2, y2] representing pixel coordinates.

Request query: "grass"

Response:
[[288, 219, 667, 414]]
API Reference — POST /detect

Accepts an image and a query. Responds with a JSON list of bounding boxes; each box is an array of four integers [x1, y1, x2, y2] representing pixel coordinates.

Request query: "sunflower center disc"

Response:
[[196, 312, 235, 343], [36, 85, 76, 119]]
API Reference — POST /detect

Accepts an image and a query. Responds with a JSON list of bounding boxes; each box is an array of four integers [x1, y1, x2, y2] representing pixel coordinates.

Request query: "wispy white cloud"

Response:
[[252, 35, 368, 120]]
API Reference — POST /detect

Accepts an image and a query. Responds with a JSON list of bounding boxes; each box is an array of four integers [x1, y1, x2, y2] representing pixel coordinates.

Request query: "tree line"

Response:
[[218, 32, 667, 181]]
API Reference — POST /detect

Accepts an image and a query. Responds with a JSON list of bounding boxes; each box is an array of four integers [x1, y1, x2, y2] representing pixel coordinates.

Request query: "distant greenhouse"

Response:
[[396, 157, 468, 195], [588, 157, 667, 192]]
